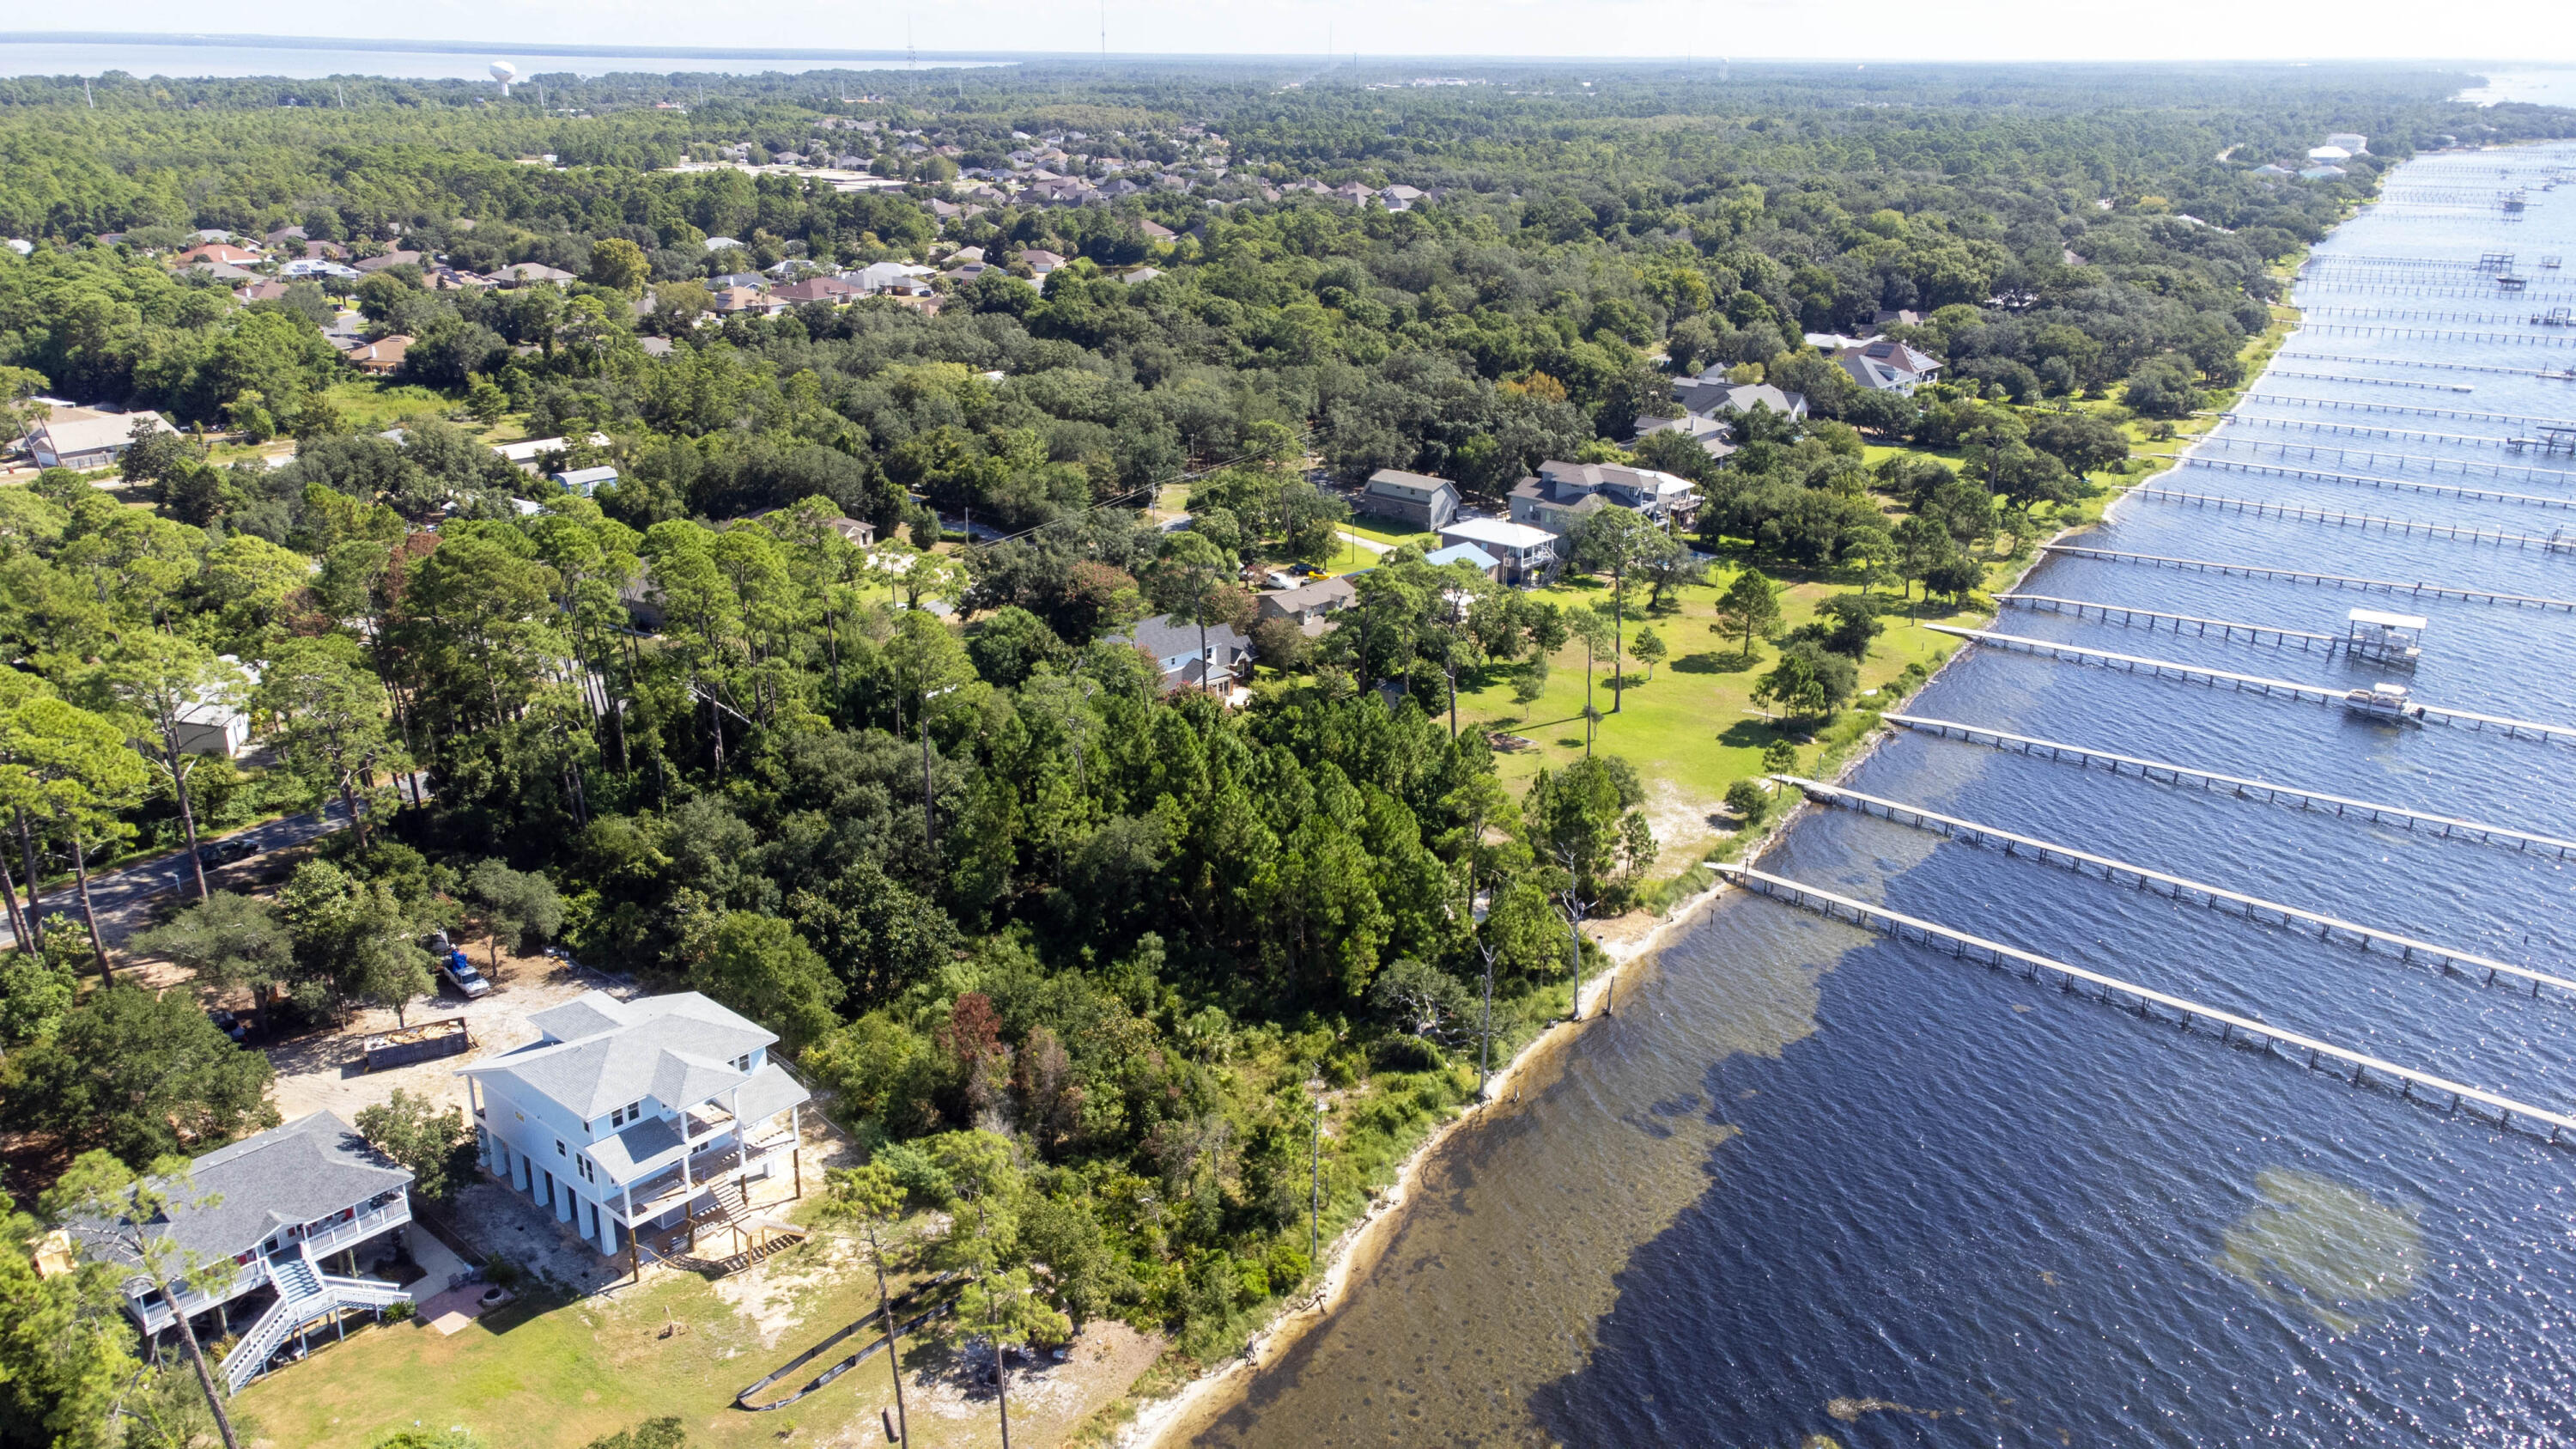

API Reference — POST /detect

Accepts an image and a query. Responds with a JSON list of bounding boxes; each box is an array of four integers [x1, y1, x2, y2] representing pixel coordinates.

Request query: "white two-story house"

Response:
[[69, 1111, 416, 1392], [459, 990, 809, 1260]]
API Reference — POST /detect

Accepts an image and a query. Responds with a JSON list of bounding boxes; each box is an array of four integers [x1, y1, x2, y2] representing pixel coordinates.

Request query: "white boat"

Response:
[[2342, 682, 2421, 724]]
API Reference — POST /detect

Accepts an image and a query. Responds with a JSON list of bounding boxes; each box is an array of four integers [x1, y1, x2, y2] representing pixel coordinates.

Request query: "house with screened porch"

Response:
[[459, 990, 809, 1259]]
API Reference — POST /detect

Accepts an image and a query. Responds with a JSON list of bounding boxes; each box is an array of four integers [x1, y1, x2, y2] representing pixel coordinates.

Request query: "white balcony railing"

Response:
[[131, 1198, 411, 1333]]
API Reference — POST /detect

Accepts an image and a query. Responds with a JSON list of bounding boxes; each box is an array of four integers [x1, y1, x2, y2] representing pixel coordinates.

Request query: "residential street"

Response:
[[7, 777, 430, 950]]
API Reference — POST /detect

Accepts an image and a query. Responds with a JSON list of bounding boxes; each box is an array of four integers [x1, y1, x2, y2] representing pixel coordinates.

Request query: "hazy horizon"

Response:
[[7, 3, 2574, 67]]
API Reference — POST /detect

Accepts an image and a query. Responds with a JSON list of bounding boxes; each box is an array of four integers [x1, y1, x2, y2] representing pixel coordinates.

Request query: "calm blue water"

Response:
[[1187, 142, 2576, 1448]]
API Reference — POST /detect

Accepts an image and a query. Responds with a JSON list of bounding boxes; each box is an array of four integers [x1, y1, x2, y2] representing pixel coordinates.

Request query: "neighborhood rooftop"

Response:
[[463, 990, 775, 1119]]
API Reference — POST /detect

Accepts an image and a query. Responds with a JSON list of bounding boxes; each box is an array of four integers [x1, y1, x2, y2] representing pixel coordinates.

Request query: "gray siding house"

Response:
[[1360, 468, 1461, 530], [1111, 614, 1254, 691]]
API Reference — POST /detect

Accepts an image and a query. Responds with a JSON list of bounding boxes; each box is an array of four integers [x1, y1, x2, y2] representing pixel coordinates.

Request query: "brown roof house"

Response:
[[343, 335, 414, 375]]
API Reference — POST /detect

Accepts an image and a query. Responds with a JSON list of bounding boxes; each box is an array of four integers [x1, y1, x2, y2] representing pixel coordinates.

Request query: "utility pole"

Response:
[[1477, 942, 1498, 1101]]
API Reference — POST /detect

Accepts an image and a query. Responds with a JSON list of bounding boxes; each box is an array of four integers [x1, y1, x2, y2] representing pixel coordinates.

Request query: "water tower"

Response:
[[489, 61, 517, 97]]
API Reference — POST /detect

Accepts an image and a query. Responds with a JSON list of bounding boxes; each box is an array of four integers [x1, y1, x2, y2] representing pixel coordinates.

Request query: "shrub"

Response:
[[1725, 778, 1770, 821]]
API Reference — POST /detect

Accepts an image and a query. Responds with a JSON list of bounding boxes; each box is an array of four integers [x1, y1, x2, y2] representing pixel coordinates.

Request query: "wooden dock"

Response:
[[1880, 713, 2576, 860], [2239, 393, 2576, 428], [1771, 776, 2576, 1001], [2179, 456, 2576, 506], [1923, 626, 2576, 746], [2221, 413, 2547, 451], [2268, 368, 2475, 393], [2038, 544, 2576, 611], [1995, 594, 2339, 649], [1713, 863, 2576, 1146], [2276, 350, 2576, 379], [2131, 488, 2576, 549]]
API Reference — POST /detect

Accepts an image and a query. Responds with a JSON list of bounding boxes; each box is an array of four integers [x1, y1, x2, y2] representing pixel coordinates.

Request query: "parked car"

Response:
[[195, 835, 258, 868], [438, 949, 491, 998]]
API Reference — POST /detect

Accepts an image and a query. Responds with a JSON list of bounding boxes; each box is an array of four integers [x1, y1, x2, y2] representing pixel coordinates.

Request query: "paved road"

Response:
[[8, 776, 429, 949]]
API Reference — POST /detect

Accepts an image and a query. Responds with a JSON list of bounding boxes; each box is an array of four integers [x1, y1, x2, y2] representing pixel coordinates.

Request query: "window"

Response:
[[577, 1155, 595, 1184], [556, 1139, 566, 1157], [610, 1100, 646, 1128], [733, 1054, 752, 1073]]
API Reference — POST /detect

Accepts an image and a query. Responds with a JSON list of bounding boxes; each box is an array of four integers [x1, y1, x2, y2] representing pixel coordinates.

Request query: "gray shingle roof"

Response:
[[464, 990, 775, 1120], [72, 1112, 411, 1269]]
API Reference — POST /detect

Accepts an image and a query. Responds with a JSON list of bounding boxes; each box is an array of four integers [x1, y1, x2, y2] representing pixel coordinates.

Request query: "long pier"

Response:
[[1713, 863, 2576, 1146], [2276, 351, 2576, 380], [1996, 594, 2339, 648], [1771, 776, 2576, 1002], [2184, 454, 2576, 502], [2129, 488, 2576, 549], [2297, 304, 2558, 326], [1880, 714, 2576, 859], [2038, 543, 2576, 610], [2217, 413, 2543, 452], [2285, 323, 2576, 349], [2239, 393, 2576, 428], [1926, 625, 2576, 744], [2268, 368, 2474, 393]]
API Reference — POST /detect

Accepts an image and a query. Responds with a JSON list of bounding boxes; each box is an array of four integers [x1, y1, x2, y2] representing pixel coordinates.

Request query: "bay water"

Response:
[[1182, 142, 2576, 1447]]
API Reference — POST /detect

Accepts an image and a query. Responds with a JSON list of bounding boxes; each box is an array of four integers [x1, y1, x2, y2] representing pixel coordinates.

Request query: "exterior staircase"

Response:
[[218, 1245, 410, 1393]]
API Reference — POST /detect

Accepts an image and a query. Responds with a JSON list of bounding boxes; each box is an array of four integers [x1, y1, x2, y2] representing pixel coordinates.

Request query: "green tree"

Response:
[[0, 696, 149, 981], [1753, 640, 1858, 722], [463, 858, 564, 972], [0, 941, 78, 1049], [1631, 625, 1668, 679], [40, 1153, 245, 1449], [0, 1177, 155, 1449], [580, 1418, 685, 1449], [354, 1089, 475, 1202], [1140, 531, 1240, 693], [5, 986, 277, 1166], [955, 1266, 1069, 1449], [259, 635, 410, 850], [131, 891, 294, 999], [817, 1163, 912, 1446], [1711, 567, 1781, 663], [94, 634, 250, 902], [687, 910, 844, 1051], [1569, 507, 1665, 711], [1567, 604, 1616, 750], [586, 239, 653, 295]]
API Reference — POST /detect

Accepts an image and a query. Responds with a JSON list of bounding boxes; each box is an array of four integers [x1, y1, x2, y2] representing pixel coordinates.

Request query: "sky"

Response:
[[25, 1, 2576, 64]]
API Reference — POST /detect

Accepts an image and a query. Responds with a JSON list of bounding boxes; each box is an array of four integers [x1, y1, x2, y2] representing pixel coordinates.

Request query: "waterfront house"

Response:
[[69, 1112, 414, 1393], [1435, 517, 1558, 585], [459, 990, 811, 1259], [1360, 467, 1462, 530]]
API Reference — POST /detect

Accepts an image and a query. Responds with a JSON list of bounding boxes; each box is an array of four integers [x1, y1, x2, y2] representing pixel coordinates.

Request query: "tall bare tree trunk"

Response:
[[160, 1282, 242, 1449], [166, 741, 210, 902], [868, 1226, 908, 1445], [13, 811, 43, 952], [0, 843, 29, 956], [69, 833, 109, 984]]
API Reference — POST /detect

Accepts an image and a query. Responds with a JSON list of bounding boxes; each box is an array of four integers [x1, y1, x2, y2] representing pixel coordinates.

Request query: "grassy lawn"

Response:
[[233, 1205, 1007, 1449], [1441, 565, 1983, 863]]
